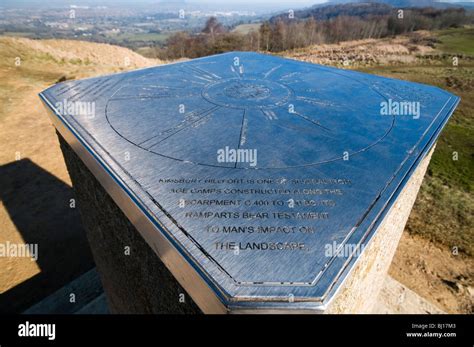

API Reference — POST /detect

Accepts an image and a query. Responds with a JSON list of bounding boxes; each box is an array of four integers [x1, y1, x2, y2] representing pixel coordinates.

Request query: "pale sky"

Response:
[[3, 0, 473, 9]]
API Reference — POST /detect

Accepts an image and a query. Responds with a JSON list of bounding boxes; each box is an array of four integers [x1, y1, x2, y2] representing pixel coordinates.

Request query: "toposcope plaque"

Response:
[[40, 52, 459, 313]]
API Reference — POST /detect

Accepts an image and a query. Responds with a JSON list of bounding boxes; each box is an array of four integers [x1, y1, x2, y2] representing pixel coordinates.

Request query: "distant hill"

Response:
[[269, 1, 471, 23], [327, 0, 473, 9], [270, 3, 393, 23]]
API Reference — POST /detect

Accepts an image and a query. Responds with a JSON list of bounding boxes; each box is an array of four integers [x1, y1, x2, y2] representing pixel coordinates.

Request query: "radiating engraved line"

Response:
[[193, 74, 215, 83], [291, 111, 332, 133], [179, 66, 214, 83], [230, 65, 241, 79], [296, 96, 339, 108], [54, 81, 84, 96], [189, 65, 222, 80], [263, 64, 282, 78], [68, 78, 123, 102], [145, 105, 221, 149], [260, 109, 278, 120], [279, 72, 299, 80], [187, 67, 217, 81], [182, 65, 216, 82], [138, 105, 219, 146], [181, 78, 206, 85], [239, 112, 248, 147], [234, 109, 248, 168]]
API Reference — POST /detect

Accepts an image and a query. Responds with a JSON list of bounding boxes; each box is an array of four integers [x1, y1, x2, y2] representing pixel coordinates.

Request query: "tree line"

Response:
[[150, 6, 471, 60]]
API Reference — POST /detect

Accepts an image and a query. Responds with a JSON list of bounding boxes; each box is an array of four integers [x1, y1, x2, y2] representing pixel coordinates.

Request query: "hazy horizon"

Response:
[[2, 0, 473, 11], [0, 0, 325, 9]]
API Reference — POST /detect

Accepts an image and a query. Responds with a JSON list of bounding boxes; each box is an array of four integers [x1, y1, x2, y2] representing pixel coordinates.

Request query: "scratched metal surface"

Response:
[[40, 52, 459, 310]]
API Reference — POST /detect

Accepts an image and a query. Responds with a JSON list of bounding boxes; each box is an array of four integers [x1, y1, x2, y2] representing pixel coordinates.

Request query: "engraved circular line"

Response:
[[106, 73, 395, 170]]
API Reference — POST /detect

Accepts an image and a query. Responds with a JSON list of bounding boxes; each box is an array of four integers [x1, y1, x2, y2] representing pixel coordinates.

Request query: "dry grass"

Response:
[[0, 36, 159, 311]]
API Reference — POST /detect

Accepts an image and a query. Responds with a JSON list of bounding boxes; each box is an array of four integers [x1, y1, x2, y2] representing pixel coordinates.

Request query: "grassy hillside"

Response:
[[284, 27, 473, 312], [437, 27, 474, 55], [0, 36, 159, 311]]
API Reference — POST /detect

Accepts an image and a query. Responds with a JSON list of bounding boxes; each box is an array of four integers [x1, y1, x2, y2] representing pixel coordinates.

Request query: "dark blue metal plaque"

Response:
[[40, 52, 459, 313]]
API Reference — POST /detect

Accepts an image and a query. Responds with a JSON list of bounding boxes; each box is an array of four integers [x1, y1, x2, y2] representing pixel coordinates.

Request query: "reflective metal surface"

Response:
[[40, 52, 459, 313]]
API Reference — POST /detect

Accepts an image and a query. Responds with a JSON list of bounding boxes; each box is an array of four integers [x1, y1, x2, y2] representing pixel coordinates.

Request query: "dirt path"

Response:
[[390, 233, 473, 313]]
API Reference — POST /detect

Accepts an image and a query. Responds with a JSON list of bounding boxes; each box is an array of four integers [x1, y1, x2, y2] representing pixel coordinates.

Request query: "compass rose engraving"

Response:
[[105, 56, 394, 169]]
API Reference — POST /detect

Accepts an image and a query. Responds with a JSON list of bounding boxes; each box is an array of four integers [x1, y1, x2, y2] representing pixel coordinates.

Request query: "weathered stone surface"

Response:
[[326, 146, 435, 313], [372, 275, 445, 314], [59, 133, 201, 314]]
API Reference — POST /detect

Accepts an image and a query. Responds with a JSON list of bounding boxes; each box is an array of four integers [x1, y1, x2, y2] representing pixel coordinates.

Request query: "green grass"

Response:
[[436, 27, 474, 56], [358, 43, 474, 255], [407, 175, 473, 255]]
